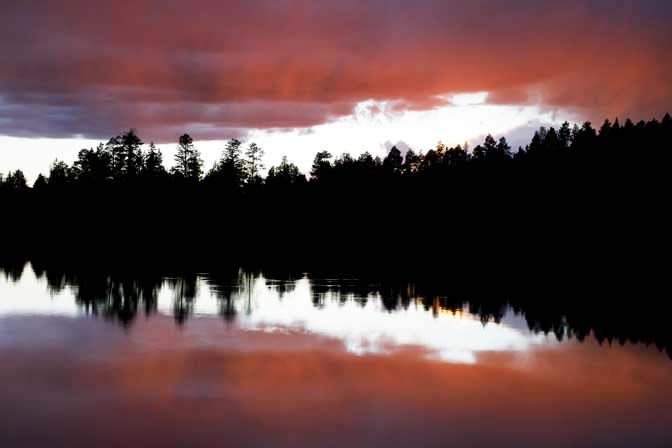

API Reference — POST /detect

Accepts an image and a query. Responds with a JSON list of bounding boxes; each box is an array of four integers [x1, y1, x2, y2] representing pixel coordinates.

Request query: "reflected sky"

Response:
[[2, 264, 672, 447], [0, 316, 671, 448], [0, 265, 554, 364]]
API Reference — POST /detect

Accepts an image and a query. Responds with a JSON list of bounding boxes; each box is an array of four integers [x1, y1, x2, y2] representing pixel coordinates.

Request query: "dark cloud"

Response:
[[1, 0, 671, 140]]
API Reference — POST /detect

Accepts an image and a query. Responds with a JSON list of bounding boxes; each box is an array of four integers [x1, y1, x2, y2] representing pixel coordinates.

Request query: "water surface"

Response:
[[1, 264, 671, 447]]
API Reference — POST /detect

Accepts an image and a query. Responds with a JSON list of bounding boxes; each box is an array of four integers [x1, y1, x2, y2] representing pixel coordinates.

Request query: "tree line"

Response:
[[0, 129, 300, 193], [1, 112, 670, 273], [1, 113, 668, 194]]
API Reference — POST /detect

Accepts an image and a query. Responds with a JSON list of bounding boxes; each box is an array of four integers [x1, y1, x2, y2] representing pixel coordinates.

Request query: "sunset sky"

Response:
[[2, 0, 671, 180]]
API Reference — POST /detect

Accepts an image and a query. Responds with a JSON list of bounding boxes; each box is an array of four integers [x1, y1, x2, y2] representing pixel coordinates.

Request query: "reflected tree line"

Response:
[[1, 259, 670, 359]]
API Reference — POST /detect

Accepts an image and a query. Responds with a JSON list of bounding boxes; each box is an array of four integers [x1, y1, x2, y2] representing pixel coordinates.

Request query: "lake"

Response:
[[1, 263, 671, 447]]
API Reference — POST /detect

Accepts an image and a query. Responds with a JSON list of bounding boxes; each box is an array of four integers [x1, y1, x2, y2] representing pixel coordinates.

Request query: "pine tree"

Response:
[[403, 149, 420, 174], [105, 135, 124, 179], [496, 137, 512, 160], [173, 134, 195, 179], [4, 170, 28, 191], [48, 160, 71, 187], [483, 134, 498, 159], [544, 128, 561, 153], [186, 149, 203, 181], [267, 156, 306, 186], [245, 142, 264, 183], [204, 138, 244, 189], [33, 174, 48, 191], [310, 151, 333, 180], [559, 122, 572, 149], [223, 139, 244, 173], [120, 129, 143, 178], [144, 142, 166, 178], [383, 146, 403, 173]]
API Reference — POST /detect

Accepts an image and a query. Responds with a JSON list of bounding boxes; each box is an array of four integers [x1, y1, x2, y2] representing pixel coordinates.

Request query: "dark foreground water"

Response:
[[1, 264, 671, 447]]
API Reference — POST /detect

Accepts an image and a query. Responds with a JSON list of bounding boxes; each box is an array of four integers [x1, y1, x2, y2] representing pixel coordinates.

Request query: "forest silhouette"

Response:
[[1, 113, 670, 276], [1, 114, 670, 354]]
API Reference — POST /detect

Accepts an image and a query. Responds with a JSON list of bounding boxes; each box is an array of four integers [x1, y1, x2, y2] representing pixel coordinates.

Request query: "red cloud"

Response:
[[1, 0, 671, 140]]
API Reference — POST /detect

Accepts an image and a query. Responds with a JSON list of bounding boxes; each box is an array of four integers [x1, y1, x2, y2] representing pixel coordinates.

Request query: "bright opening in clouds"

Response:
[[0, 97, 565, 182]]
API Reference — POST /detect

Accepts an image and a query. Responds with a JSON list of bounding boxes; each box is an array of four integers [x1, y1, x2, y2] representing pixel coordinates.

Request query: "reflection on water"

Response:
[[1, 262, 672, 447], [1, 263, 553, 363]]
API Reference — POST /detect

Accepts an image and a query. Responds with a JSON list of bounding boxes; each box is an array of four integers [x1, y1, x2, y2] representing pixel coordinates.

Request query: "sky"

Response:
[[1, 0, 671, 181]]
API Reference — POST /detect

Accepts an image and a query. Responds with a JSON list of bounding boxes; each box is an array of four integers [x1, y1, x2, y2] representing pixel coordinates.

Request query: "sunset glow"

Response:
[[2, 1, 671, 177], [1, 3, 671, 447]]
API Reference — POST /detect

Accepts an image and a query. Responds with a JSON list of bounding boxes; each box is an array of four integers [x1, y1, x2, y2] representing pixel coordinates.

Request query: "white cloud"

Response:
[[0, 97, 568, 183]]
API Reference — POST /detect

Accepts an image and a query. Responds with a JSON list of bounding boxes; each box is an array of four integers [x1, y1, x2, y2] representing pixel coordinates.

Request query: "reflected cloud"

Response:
[[0, 316, 671, 448], [234, 277, 552, 364], [0, 267, 552, 364], [1, 262, 670, 362], [0, 262, 80, 317]]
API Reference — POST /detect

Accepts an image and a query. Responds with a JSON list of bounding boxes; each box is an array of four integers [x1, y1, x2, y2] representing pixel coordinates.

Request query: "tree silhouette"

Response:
[[2, 170, 28, 191], [482, 134, 498, 160], [496, 137, 512, 160], [71, 144, 112, 184], [120, 129, 144, 178], [105, 135, 124, 178], [172, 134, 202, 181], [245, 142, 264, 185], [143, 142, 166, 178], [403, 149, 420, 174], [310, 151, 333, 181], [444, 144, 468, 167], [559, 121, 572, 149], [32, 174, 48, 191], [383, 146, 403, 173], [205, 138, 246, 191], [47, 160, 71, 187], [267, 156, 306, 187]]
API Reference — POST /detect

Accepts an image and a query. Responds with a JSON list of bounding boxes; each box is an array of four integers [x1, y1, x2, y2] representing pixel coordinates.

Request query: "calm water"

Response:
[[1, 263, 671, 447]]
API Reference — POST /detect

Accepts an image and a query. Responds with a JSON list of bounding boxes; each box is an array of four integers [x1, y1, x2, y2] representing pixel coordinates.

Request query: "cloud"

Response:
[[1, 0, 671, 140]]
